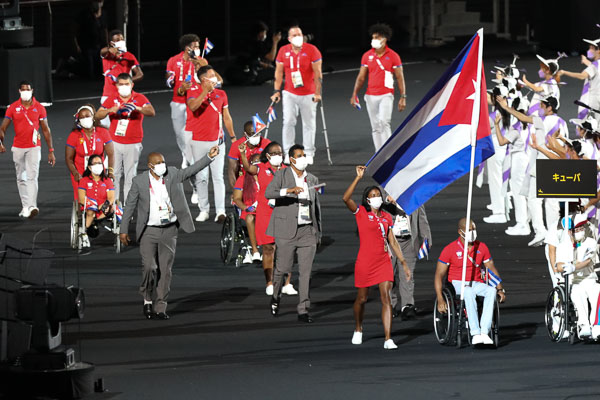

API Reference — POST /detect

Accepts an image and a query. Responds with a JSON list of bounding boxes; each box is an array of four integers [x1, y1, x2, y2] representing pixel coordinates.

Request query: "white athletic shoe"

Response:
[[480, 333, 494, 345], [195, 211, 210, 222], [383, 339, 398, 350], [351, 331, 363, 345], [282, 284, 298, 295], [471, 334, 484, 345], [592, 325, 600, 340], [191, 190, 198, 204], [505, 224, 530, 236], [306, 155, 314, 165], [242, 252, 253, 264], [265, 284, 274, 296], [252, 252, 262, 262], [19, 207, 29, 218], [28, 206, 39, 219], [527, 234, 546, 247], [578, 324, 592, 338], [80, 233, 91, 248], [483, 214, 507, 224]]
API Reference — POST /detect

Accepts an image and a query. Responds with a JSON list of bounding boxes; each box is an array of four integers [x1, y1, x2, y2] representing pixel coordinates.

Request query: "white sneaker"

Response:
[[191, 191, 198, 204], [282, 283, 298, 296], [483, 214, 507, 224], [592, 325, 600, 340], [252, 252, 262, 262], [242, 252, 253, 264], [265, 284, 274, 296], [80, 233, 90, 248], [578, 324, 592, 338], [195, 211, 210, 222], [528, 234, 546, 247], [351, 331, 363, 345], [480, 333, 494, 345], [505, 224, 530, 236], [471, 334, 484, 345], [18, 207, 29, 218], [383, 339, 398, 349], [306, 155, 314, 165], [28, 206, 39, 219]]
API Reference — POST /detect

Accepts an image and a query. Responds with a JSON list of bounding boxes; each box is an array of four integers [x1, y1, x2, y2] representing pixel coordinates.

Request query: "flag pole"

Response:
[[264, 101, 274, 139], [459, 29, 484, 315], [201, 37, 207, 59]]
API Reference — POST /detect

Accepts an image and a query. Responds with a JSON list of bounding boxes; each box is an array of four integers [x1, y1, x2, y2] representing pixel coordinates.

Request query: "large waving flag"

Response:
[[365, 29, 493, 215]]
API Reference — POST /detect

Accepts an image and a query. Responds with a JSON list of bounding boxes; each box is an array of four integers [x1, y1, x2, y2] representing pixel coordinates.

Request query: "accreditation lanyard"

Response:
[[178, 58, 194, 82], [81, 129, 97, 156], [207, 96, 223, 139], [149, 177, 170, 211], [21, 105, 38, 145], [375, 57, 387, 71], [372, 212, 389, 253], [457, 240, 481, 282], [289, 51, 301, 71]]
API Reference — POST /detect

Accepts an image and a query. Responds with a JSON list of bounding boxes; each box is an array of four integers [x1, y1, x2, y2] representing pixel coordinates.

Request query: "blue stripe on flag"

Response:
[[487, 269, 502, 287]]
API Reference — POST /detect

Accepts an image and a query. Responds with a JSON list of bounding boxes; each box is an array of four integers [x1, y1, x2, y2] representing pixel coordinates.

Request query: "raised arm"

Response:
[[496, 95, 533, 124], [342, 165, 365, 213]]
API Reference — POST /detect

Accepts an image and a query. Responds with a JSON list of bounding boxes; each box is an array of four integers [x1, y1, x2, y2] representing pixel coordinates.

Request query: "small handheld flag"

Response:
[[418, 238, 430, 260], [353, 96, 361, 110], [267, 106, 277, 123], [203, 38, 214, 57], [253, 113, 267, 134], [486, 269, 502, 288], [115, 203, 123, 222], [85, 198, 99, 211], [308, 183, 326, 194]]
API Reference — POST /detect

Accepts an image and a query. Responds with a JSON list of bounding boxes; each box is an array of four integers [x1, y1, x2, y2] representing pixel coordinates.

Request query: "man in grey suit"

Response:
[[120, 146, 219, 319], [383, 200, 432, 320], [265, 144, 322, 323]]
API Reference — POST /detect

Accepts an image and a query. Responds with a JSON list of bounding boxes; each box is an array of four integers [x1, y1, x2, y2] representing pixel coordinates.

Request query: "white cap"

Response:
[[583, 38, 600, 47], [573, 213, 588, 228], [536, 53, 566, 75]]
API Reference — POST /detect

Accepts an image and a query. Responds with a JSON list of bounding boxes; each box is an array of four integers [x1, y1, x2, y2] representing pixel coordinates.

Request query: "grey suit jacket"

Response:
[[121, 155, 213, 242], [264, 167, 322, 240], [397, 205, 432, 259]]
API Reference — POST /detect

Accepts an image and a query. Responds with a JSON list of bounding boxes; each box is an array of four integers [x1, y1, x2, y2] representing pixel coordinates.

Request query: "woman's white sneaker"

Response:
[[383, 339, 398, 349], [351, 331, 363, 345]]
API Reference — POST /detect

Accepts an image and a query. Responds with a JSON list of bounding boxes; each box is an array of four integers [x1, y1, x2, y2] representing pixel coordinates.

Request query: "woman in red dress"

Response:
[[65, 104, 114, 199], [342, 165, 411, 349], [240, 141, 296, 296]]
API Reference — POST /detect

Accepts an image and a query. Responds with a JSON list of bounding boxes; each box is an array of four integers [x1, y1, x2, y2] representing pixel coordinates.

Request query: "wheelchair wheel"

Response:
[[220, 212, 236, 264], [434, 288, 456, 345], [491, 298, 500, 348], [113, 212, 121, 254], [70, 202, 79, 249], [545, 286, 567, 342]]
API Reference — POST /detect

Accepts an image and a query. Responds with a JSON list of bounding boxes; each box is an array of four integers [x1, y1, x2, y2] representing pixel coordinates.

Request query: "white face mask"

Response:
[[247, 135, 261, 146], [90, 164, 104, 176], [371, 39, 383, 49], [79, 117, 94, 129], [20, 90, 32, 102], [152, 163, 167, 177], [574, 230, 585, 242], [460, 229, 477, 243], [112, 40, 127, 52], [117, 84, 132, 97], [291, 156, 308, 171], [268, 154, 282, 167], [290, 35, 303, 47], [193, 48, 201, 58], [367, 196, 383, 210], [208, 76, 219, 84]]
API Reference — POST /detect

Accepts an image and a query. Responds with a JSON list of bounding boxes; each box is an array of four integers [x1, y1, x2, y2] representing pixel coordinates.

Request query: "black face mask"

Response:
[[188, 49, 196, 59]]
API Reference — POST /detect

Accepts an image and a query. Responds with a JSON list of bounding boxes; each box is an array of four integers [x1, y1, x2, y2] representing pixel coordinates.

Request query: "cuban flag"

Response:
[[309, 183, 326, 195], [204, 38, 214, 55], [267, 106, 277, 123], [417, 238, 430, 260], [85, 198, 98, 211], [253, 113, 267, 133], [354, 95, 361, 110], [365, 29, 494, 215], [115, 203, 123, 222], [487, 269, 502, 288]]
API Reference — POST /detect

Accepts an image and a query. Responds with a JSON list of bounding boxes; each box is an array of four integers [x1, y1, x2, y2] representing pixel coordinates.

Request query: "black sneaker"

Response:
[[401, 304, 417, 320], [270, 297, 279, 317]]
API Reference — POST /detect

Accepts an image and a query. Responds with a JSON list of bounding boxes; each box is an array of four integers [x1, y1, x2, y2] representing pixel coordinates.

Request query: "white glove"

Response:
[[562, 263, 576, 275]]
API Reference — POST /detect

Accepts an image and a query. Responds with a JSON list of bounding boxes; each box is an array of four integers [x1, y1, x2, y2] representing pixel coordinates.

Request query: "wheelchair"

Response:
[[70, 200, 121, 253], [433, 282, 500, 348], [544, 274, 579, 343], [219, 206, 253, 267]]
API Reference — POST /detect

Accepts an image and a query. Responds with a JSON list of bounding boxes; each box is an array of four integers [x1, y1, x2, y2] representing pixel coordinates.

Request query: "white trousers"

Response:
[[527, 175, 546, 236], [113, 141, 143, 202], [364, 93, 394, 151], [12, 146, 41, 209], [487, 138, 507, 215], [545, 199, 560, 232], [571, 279, 600, 327], [190, 140, 225, 215], [282, 91, 317, 157], [170, 101, 188, 160], [509, 151, 529, 225]]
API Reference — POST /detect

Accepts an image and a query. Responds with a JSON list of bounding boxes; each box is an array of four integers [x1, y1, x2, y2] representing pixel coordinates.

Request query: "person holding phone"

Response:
[[185, 65, 236, 223]]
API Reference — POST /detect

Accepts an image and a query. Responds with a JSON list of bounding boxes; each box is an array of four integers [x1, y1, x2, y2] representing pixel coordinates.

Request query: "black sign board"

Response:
[[536, 159, 597, 198]]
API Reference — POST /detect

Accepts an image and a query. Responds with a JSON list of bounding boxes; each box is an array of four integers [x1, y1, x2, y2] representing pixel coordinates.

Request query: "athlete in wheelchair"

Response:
[[545, 213, 600, 342], [434, 218, 506, 347], [72, 154, 121, 251]]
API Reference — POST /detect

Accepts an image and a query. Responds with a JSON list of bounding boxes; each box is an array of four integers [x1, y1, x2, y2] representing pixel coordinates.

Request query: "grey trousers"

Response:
[[391, 239, 417, 310], [11, 146, 41, 209], [139, 224, 178, 313], [190, 140, 226, 215], [273, 224, 317, 315], [113, 141, 143, 202]]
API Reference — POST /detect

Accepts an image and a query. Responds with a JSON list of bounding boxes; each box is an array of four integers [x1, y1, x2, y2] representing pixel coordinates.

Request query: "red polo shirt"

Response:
[[166, 52, 208, 104], [78, 176, 114, 205], [101, 91, 151, 144], [438, 239, 491, 283], [228, 136, 271, 171], [4, 98, 47, 149], [360, 47, 402, 95], [101, 51, 140, 98], [186, 87, 228, 142], [275, 43, 322, 96], [66, 127, 112, 172]]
